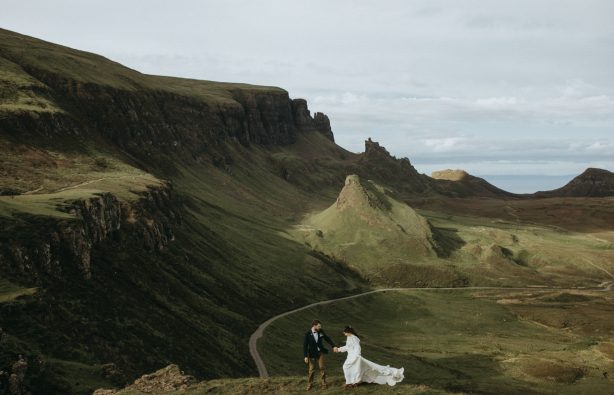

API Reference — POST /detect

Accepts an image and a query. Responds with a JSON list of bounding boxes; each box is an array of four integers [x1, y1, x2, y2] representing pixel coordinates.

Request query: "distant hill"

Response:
[[534, 168, 614, 197], [431, 168, 518, 198]]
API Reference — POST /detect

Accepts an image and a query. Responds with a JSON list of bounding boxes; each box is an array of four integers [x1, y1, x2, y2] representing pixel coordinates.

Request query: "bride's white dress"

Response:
[[337, 335, 404, 386]]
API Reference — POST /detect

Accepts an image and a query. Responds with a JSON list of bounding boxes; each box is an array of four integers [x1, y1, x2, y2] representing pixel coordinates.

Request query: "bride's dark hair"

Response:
[[343, 325, 360, 338]]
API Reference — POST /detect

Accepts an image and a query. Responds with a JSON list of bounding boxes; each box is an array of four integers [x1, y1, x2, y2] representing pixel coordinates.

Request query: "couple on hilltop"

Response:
[[303, 319, 404, 390]]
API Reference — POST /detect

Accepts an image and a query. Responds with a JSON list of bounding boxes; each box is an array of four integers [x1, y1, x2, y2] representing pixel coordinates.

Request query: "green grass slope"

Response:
[[259, 289, 614, 394], [0, 145, 369, 393], [291, 175, 447, 285]]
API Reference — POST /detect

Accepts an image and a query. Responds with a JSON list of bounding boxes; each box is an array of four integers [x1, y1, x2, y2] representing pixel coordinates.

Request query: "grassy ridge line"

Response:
[[0, 27, 287, 114], [0, 174, 162, 218], [0, 278, 37, 302]]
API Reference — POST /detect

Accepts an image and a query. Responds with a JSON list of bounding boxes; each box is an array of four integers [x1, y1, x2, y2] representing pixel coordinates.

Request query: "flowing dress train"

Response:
[[337, 334, 404, 386]]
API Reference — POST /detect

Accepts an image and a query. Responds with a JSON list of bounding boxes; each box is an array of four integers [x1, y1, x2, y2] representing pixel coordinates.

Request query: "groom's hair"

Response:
[[311, 319, 322, 326]]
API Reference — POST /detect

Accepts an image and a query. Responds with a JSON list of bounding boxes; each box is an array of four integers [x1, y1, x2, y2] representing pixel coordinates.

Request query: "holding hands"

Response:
[[333, 347, 339, 353]]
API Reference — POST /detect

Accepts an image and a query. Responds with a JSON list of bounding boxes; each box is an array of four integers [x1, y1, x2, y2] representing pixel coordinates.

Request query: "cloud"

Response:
[[421, 137, 468, 152], [1, 0, 613, 182]]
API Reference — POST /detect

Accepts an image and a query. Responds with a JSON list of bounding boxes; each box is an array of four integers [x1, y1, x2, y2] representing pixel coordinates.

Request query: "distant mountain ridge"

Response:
[[535, 168, 614, 198]]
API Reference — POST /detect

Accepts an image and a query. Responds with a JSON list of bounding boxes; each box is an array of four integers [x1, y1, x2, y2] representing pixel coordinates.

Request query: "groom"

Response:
[[303, 319, 338, 390]]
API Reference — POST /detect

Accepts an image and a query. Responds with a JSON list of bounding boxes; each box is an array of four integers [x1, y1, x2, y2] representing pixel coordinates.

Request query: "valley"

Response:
[[0, 27, 613, 394]]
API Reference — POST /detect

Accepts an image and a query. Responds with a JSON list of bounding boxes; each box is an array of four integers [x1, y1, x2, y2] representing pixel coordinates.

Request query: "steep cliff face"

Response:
[[291, 98, 334, 142], [0, 29, 335, 174], [0, 184, 180, 285], [0, 82, 332, 173]]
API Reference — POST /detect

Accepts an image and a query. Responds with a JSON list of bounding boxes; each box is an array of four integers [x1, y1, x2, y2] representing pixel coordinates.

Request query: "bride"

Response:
[[335, 326, 404, 388]]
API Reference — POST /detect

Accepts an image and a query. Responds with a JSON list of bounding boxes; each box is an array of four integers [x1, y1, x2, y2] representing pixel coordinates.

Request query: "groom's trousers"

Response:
[[307, 354, 326, 385]]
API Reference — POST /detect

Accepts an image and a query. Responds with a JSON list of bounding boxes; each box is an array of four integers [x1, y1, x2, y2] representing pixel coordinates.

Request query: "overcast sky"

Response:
[[2, 0, 613, 192]]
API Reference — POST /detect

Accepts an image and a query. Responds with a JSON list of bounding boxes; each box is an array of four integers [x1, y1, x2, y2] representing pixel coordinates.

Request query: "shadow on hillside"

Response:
[[412, 354, 544, 395], [431, 226, 466, 258]]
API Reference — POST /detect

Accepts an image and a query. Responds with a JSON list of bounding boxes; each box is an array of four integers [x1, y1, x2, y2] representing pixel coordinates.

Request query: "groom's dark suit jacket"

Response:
[[304, 329, 337, 358]]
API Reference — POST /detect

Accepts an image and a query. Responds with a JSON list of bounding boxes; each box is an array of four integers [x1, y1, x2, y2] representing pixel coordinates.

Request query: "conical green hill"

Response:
[[293, 175, 440, 281]]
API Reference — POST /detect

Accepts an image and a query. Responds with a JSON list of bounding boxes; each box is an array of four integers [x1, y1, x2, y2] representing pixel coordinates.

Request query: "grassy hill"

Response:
[[291, 174, 453, 285]]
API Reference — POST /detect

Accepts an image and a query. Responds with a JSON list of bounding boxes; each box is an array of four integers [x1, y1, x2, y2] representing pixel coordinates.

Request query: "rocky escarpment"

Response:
[[0, 28, 335, 173], [0, 184, 180, 285], [534, 168, 614, 198], [0, 82, 334, 173]]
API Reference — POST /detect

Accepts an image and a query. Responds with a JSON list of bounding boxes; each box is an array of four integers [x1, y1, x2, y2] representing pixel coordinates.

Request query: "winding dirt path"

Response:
[[583, 258, 614, 281], [20, 175, 148, 195], [56, 175, 141, 192], [249, 283, 613, 378]]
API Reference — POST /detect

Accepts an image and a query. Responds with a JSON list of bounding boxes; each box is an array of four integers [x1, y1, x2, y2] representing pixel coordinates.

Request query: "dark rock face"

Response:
[[0, 67, 335, 174], [229, 90, 297, 145], [313, 112, 334, 142], [0, 184, 181, 285], [291, 98, 335, 141], [363, 138, 418, 177], [535, 168, 614, 197], [359, 138, 430, 194]]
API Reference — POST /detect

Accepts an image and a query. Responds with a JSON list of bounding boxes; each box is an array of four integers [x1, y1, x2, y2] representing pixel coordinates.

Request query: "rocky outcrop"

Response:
[[0, 354, 49, 395], [534, 168, 614, 197], [359, 138, 430, 194], [94, 364, 196, 395], [0, 356, 28, 395], [291, 98, 335, 141], [432, 169, 470, 181], [0, 184, 180, 285], [335, 174, 392, 212]]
